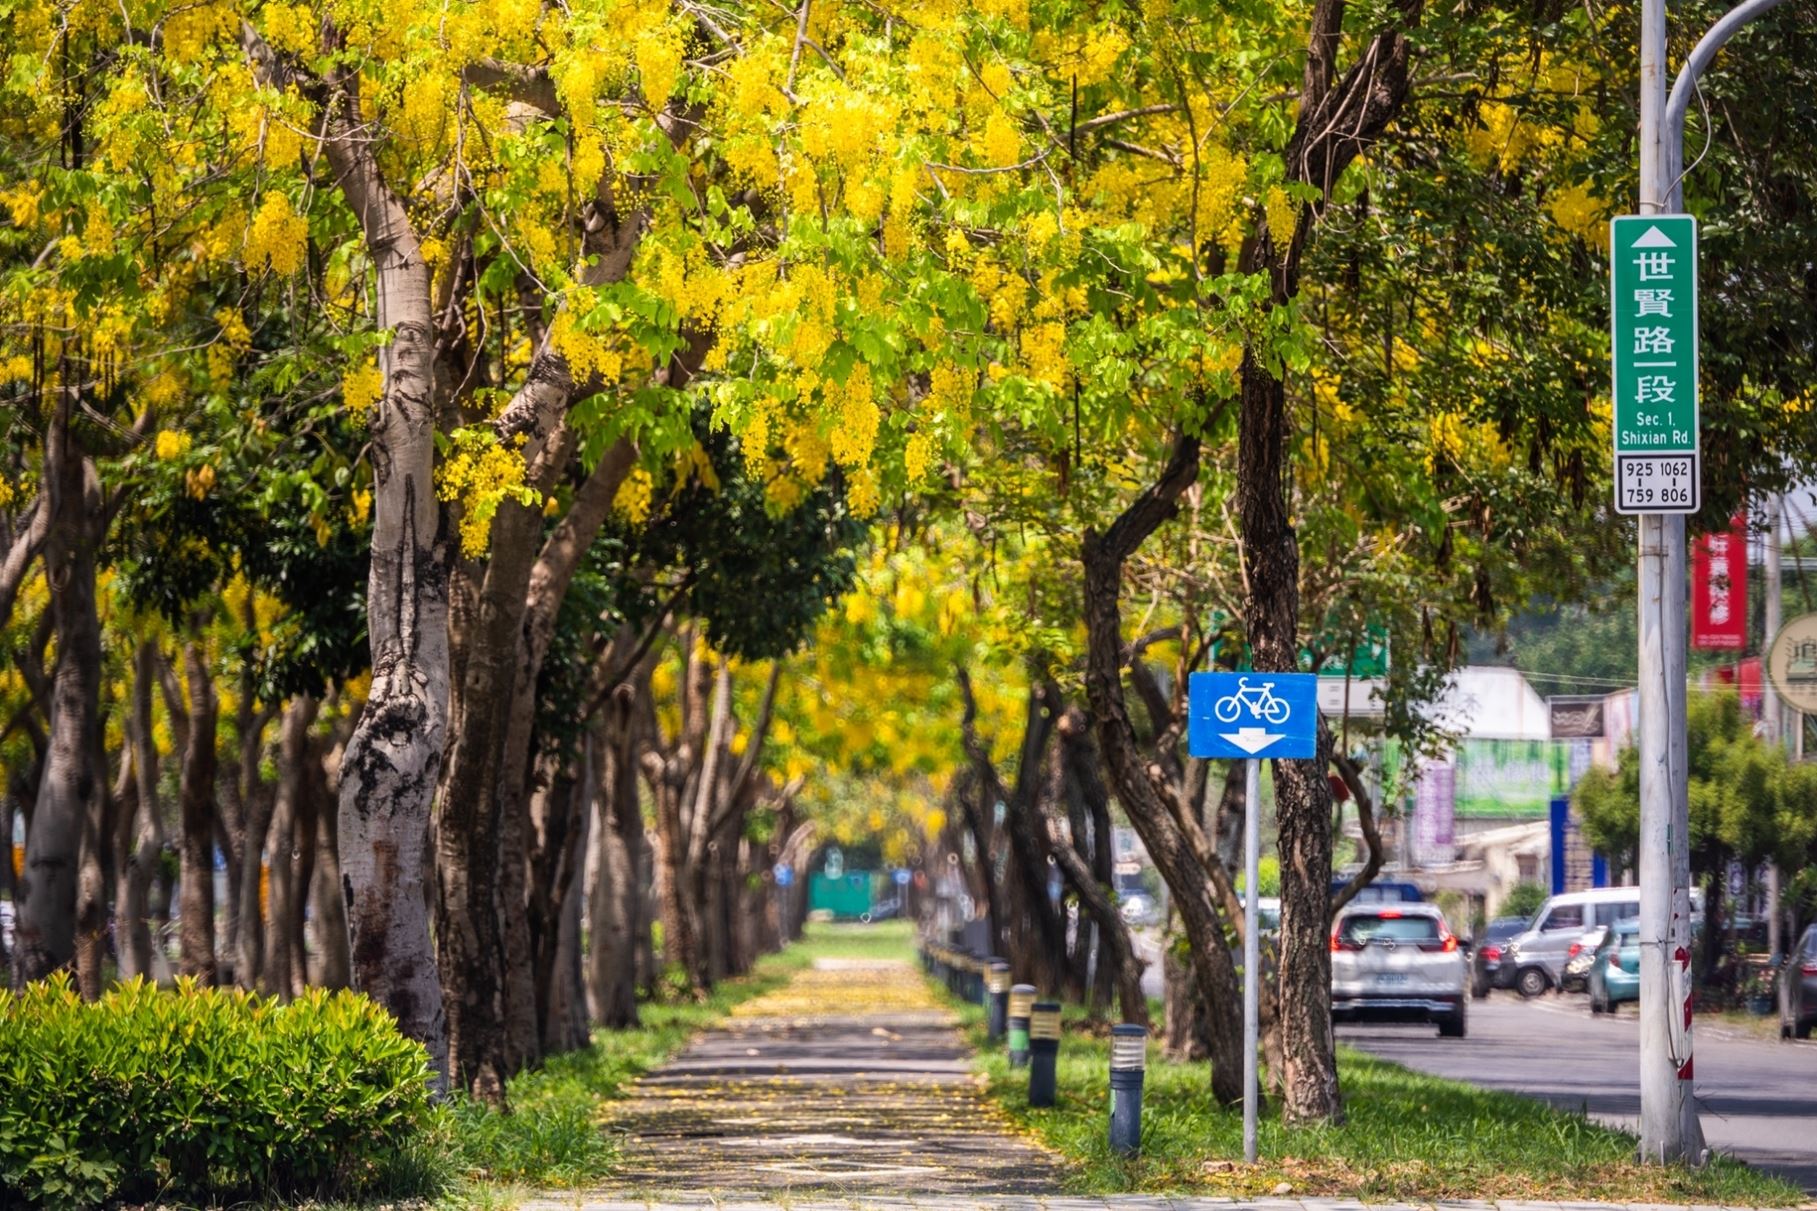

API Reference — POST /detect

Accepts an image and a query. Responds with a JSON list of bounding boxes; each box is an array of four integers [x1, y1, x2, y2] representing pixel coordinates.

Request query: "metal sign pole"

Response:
[[1633, 0, 1698, 1164], [1243, 756, 1260, 1165]]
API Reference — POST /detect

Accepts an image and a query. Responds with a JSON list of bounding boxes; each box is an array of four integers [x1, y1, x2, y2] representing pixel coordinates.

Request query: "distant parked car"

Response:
[[1119, 892, 1160, 928], [1560, 925, 1609, 993], [1498, 887, 1642, 997], [1588, 920, 1641, 1014], [1782, 923, 1817, 1040], [1334, 878, 1424, 904], [1330, 904, 1468, 1038], [1471, 915, 1529, 999]]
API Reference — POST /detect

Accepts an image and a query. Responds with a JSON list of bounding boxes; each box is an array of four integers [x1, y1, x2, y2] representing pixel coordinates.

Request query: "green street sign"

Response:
[[1610, 215, 1699, 514]]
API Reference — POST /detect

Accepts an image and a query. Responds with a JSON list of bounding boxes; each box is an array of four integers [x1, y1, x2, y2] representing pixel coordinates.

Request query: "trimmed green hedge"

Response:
[[0, 975, 439, 1208]]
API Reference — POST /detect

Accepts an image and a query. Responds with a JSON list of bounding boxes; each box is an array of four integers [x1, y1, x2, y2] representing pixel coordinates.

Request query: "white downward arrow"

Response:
[[1220, 727, 1284, 754]]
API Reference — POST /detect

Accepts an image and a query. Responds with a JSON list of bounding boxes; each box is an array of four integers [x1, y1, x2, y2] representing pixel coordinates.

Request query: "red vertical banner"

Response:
[[1691, 513, 1748, 650]]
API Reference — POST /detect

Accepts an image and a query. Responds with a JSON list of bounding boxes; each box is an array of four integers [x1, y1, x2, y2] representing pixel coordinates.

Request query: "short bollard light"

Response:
[[1027, 1000, 1062, 1108], [986, 959, 1011, 1040], [1007, 984, 1036, 1067], [1108, 1023, 1147, 1157]]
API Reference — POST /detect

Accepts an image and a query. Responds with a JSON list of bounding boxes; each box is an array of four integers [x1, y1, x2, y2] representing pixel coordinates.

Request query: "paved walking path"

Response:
[[521, 956, 1806, 1211], [550, 956, 1065, 1199]]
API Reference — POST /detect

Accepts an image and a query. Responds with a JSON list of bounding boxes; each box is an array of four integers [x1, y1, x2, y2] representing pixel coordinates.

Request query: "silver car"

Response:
[[1331, 904, 1468, 1037]]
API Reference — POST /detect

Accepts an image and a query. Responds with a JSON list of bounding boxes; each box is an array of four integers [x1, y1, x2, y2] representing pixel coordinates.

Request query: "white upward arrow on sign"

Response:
[[1631, 225, 1677, 248]]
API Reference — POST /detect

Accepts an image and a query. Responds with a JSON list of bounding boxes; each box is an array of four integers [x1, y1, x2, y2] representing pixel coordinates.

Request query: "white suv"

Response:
[[1331, 903, 1468, 1038]]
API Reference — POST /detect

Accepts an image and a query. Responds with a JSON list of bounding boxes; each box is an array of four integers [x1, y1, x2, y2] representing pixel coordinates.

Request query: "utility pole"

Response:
[[1631, 0, 1790, 1164], [1633, 0, 1700, 1165], [1764, 495, 1783, 962]]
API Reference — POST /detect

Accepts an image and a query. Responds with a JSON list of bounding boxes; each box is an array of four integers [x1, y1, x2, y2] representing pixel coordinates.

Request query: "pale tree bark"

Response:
[[320, 61, 452, 1095], [262, 695, 318, 997], [17, 387, 106, 991], [1235, 0, 1418, 1123], [0, 492, 49, 634]]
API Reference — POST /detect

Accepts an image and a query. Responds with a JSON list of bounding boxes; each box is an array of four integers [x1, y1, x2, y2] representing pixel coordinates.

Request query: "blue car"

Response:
[[1588, 920, 1640, 1014]]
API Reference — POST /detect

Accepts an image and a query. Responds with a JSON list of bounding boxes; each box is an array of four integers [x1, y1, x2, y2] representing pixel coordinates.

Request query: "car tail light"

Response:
[[1418, 935, 1459, 953], [1802, 962, 1817, 977], [1330, 929, 1361, 953], [1567, 941, 1583, 959], [1609, 952, 1623, 970], [1481, 945, 1501, 962]]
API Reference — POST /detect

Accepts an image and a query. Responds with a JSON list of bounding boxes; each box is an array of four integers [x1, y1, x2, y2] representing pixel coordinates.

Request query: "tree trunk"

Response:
[[323, 64, 451, 1097], [1163, 942, 1212, 1061], [528, 743, 588, 1055], [1082, 432, 1244, 1105], [1048, 710, 1147, 1024], [176, 636, 219, 983], [233, 700, 276, 992], [289, 746, 320, 995], [587, 686, 645, 1027], [15, 389, 106, 990], [262, 696, 317, 997], [311, 732, 351, 990], [117, 643, 165, 981], [1227, 0, 1418, 1122]]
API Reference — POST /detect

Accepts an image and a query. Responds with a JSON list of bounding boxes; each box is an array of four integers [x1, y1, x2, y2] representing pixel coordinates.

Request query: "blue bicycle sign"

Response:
[[1212, 677, 1292, 725], [1188, 671, 1318, 760]]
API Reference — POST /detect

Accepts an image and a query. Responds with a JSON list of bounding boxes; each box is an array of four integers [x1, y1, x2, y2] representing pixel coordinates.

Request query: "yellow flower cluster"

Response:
[[1019, 321, 1068, 391], [976, 110, 1021, 167], [261, 3, 317, 57], [634, 22, 685, 106], [1263, 185, 1297, 249], [826, 363, 880, 469], [246, 192, 309, 276], [343, 359, 384, 415], [614, 465, 655, 524], [903, 429, 935, 484], [551, 312, 626, 384], [155, 430, 193, 461], [436, 430, 538, 558]]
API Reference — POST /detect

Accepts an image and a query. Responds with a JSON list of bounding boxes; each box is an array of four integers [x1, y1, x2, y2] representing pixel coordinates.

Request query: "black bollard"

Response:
[[1007, 984, 1035, 1067], [1108, 1023, 1146, 1156], [1028, 1000, 1061, 1108], [986, 958, 1010, 1040]]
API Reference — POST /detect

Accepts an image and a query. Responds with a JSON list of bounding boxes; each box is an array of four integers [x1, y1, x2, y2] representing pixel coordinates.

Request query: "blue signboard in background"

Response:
[[1187, 672, 1320, 760]]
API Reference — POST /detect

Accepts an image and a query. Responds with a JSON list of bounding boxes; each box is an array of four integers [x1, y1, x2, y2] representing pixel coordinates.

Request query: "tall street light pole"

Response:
[[1633, 0, 1700, 1166], [1633, 0, 1791, 1164]]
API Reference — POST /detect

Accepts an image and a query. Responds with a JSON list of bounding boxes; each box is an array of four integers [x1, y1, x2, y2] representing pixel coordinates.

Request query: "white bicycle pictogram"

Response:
[[1213, 676, 1291, 725]]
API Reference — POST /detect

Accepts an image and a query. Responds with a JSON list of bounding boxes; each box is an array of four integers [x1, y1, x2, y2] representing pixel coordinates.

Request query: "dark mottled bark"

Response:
[[1235, 0, 1418, 1120], [1083, 432, 1244, 1104], [176, 636, 219, 984]]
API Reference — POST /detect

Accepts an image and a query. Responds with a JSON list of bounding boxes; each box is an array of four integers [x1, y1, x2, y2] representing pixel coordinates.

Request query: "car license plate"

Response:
[[1375, 973, 1407, 985]]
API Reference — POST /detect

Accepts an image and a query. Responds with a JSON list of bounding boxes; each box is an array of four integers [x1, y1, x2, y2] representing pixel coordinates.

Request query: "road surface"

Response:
[[1339, 994, 1817, 1193]]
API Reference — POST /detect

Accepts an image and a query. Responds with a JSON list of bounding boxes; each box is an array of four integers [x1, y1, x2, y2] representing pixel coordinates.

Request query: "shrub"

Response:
[[1501, 881, 1549, 922], [0, 974, 441, 1208]]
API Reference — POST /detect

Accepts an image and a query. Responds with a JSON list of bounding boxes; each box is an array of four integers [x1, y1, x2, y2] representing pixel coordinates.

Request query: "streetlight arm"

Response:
[[1664, 0, 1794, 205]]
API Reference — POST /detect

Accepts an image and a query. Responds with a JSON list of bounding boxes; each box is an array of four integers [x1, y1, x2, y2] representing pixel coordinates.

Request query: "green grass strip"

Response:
[[937, 973, 1805, 1204]]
